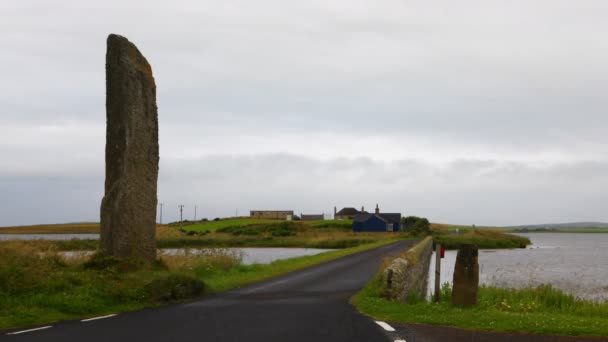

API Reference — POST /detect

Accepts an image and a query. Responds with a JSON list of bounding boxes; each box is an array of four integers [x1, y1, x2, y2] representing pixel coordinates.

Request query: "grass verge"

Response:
[[0, 238, 405, 330], [353, 275, 608, 337], [433, 229, 530, 249]]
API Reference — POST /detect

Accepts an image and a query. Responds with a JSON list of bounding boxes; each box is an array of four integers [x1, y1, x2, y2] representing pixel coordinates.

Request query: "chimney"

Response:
[[375, 203, 380, 214], [334, 206, 337, 217], [361, 206, 365, 213]]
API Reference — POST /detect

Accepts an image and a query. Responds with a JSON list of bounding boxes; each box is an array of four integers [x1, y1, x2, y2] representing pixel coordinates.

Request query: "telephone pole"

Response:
[[178, 204, 184, 221], [194, 205, 197, 221], [159, 203, 163, 224]]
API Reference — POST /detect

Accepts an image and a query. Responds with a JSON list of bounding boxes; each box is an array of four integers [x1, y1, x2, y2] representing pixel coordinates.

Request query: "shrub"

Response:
[[144, 274, 205, 301], [402, 216, 431, 235]]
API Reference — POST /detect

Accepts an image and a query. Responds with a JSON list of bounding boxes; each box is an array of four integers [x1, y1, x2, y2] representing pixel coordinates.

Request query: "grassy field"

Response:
[[432, 229, 530, 249], [1, 219, 396, 251], [354, 279, 608, 337], [1, 219, 529, 251], [0, 219, 353, 234], [0, 238, 405, 329], [0, 223, 100, 234]]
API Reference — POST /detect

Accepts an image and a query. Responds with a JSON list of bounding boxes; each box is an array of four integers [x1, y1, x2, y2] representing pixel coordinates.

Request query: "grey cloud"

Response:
[[1, 1, 607, 225], [1, 154, 606, 226]]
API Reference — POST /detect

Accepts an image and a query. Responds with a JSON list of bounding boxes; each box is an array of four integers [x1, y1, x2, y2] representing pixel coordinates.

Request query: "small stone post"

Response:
[[451, 244, 479, 307], [434, 243, 441, 302], [100, 34, 159, 262]]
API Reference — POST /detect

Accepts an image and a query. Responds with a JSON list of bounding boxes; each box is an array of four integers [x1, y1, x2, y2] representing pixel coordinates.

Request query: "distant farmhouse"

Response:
[[300, 214, 324, 221], [352, 204, 402, 232], [334, 206, 367, 220], [250, 210, 294, 220]]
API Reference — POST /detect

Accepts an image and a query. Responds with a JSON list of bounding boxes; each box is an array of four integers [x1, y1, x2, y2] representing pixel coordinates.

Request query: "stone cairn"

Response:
[[100, 34, 159, 262], [451, 244, 479, 307]]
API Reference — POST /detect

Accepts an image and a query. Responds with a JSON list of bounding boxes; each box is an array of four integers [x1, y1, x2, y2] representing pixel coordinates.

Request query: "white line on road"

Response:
[[395, 340, 407, 342], [81, 314, 117, 322], [6, 326, 52, 335], [375, 321, 396, 332]]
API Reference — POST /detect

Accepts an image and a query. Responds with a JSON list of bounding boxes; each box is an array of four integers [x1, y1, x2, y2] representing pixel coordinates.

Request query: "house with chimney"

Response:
[[334, 206, 367, 220], [352, 204, 402, 232]]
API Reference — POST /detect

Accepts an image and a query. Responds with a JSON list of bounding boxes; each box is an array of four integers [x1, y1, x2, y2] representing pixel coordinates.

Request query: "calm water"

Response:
[[428, 233, 608, 301], [1, 234, 332, 265], [63, 247, 333, 265], [160, 247, 334, 265], [0, 233, 99, 240]]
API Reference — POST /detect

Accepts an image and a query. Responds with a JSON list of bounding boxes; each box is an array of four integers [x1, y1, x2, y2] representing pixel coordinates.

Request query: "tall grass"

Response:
[[0, 238, 405, 329], [434, 229, 530, 249], [353, 273, 608, 337], [0, 242, 238, 329]]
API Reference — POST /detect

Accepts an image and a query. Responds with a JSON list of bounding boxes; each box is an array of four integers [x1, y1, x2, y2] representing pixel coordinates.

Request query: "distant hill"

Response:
[[507, 222, 608, 229]]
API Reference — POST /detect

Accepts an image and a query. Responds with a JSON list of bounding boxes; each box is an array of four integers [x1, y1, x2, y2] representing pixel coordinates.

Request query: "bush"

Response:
[[402, 216, 431, 236], [144, 274, 205, 301]]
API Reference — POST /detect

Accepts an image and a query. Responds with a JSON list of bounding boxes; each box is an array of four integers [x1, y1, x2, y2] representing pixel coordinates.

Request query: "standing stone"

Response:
[[451, 244, 479, 307], [100, 34, 159, 262]]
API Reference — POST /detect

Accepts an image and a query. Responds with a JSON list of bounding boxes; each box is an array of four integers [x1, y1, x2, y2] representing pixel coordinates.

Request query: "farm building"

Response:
[[334, 206, 367, 220], [250, 210, 294, 220], [352, 204, 402, 232], [301, 214, 324, 221]]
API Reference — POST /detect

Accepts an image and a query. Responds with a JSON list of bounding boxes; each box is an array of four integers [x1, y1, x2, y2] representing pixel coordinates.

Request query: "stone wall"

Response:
[[382, 236, 433, 302]]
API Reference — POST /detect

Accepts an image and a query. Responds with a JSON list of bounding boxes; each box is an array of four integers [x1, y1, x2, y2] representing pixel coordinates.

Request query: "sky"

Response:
[[1, 0, 607, 226]]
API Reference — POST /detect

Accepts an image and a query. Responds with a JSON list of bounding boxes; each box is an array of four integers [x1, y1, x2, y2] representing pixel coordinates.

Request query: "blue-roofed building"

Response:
[[352, 204, 402, 232]]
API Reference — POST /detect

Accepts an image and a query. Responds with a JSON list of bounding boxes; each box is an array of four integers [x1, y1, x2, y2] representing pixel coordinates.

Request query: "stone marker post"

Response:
[[100, 34, 159, 262], [433, 243, 441, 302], [451, 244, 479, 307]]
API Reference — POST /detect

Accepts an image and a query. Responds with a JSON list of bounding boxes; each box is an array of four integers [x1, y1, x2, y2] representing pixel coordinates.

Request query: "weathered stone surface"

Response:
[[100, 34, 158, 262], [451, 244, 479, 307], [383, 237, 433, 302]]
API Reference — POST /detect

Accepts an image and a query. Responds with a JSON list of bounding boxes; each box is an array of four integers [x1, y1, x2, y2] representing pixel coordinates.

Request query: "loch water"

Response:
[[428, 233, 608, 301]]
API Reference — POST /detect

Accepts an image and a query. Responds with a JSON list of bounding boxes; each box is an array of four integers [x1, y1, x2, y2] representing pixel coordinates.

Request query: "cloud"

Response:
[[1, 0, 607, 225]]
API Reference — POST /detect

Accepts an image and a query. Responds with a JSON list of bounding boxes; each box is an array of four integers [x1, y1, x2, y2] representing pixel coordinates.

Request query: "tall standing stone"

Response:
[[451, 244, 479, 307], [100, 34, 159, 262]]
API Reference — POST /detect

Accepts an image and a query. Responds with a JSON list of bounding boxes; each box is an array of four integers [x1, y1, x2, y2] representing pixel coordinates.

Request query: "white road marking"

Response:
[[395, 340, 407, 342], [81, 314, 117, 322], [375, 321, 396, 332], [6, 326, 52, 335]]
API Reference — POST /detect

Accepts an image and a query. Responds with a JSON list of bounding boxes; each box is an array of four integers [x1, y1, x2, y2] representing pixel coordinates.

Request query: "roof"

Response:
[[353, 213, 388, 223], [336, 207, 361, 216], [378, 213, 401, 224]]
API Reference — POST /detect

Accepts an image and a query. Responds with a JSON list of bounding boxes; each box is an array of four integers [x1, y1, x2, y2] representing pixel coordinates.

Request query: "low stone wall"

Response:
[[382, 236, 433, 302]]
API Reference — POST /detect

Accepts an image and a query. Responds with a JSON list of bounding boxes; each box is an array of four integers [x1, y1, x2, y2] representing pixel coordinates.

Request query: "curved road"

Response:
[[3, 240, 415, 342]]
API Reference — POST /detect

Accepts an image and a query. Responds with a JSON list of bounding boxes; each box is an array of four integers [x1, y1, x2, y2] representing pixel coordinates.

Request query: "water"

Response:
[[64, 247, 334, 265], [160, 247, 334, 265], [428, 233, 608, 301], [1, 234, 333, 265], [0, 234, 99, 240]]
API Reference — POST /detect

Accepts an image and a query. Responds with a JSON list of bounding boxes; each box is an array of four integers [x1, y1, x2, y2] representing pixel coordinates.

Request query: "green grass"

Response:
[[0, 238, 406, 329], [0, 219, 393, 252], [173, 218, 281, 233], [354, 280, 608, 337], [433, 229, 530, 249]]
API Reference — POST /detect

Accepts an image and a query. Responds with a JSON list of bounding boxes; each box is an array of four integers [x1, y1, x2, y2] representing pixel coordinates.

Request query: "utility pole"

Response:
[[159, 203, 163, 224], [194, 205, 197, 221], [178, 204, 184, 222]]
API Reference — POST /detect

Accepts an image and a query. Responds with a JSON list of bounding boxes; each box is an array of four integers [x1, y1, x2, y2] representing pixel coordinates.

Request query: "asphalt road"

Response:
[[2, 240, 416, 342]]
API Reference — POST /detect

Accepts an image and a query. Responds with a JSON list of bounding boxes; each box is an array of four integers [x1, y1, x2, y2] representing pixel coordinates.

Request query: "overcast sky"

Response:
[[1, 1, 607, 226]]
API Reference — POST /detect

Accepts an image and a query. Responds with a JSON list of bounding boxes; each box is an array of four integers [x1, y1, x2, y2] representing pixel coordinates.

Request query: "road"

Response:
[[2, 240, 415, 342]]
